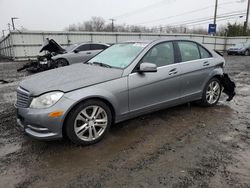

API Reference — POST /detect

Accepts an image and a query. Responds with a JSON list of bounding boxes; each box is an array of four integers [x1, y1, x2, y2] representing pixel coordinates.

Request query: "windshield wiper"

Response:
[[91, 62, 112, 68]]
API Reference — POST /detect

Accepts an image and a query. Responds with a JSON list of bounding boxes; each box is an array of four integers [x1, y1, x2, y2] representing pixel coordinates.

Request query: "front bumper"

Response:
[[15, 96, 75, 140]]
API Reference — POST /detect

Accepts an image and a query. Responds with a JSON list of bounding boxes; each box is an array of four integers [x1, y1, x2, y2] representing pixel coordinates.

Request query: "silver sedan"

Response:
[[52, 42, 110, 66], [15, 39, 233, 145]]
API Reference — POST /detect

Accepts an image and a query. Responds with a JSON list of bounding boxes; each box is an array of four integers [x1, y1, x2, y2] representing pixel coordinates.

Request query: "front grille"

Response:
[[16, 87, 31, 108]]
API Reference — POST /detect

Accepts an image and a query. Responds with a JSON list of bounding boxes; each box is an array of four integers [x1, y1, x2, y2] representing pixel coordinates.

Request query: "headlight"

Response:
[[30, 91, 64, 109]]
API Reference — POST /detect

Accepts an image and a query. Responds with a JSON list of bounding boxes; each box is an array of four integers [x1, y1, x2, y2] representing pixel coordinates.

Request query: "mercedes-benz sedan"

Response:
[[15, 39, 232, 145]]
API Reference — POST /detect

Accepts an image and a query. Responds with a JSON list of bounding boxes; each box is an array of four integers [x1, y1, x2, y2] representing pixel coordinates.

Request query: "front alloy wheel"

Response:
[[65, 100, 112, 145], [74, 106, 108, 142]]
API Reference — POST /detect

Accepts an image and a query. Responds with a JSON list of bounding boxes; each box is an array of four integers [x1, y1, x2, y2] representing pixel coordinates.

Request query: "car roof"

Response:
[[75, 42, 110, 46], [121, 38, 201, 45]]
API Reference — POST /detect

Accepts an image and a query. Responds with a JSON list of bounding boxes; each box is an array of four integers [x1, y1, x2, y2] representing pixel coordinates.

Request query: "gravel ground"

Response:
[[0, 56, 249, 188]]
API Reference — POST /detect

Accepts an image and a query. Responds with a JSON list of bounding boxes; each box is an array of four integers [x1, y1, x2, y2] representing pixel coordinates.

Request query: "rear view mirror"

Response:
[[139, 62, 157, 73]]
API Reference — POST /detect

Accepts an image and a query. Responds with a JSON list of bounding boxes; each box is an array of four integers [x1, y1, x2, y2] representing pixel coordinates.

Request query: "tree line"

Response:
[[65, 16, 250, 37]]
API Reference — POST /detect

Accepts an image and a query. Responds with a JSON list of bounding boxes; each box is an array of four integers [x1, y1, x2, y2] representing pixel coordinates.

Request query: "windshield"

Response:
[[88, 42, 148, 69], [65, 43, 79, 52], [234, 43, 246, 48]]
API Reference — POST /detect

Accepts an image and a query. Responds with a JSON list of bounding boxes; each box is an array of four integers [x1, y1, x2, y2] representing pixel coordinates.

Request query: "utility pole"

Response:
[[213, 0, 218, 25], [244, 0, 250, 35], [11, 17, 18, 30], [109, 18, 115, 32], [7, 23, 11, 32]]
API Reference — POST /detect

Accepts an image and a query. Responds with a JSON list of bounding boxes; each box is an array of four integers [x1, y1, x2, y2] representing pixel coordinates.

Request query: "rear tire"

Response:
[[200, 78, 221, 107], [65, 100, 112, 145]]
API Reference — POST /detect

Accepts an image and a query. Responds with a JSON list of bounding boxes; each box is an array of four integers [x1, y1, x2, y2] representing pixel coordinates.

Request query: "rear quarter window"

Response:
[[198, 45, 212, 59]]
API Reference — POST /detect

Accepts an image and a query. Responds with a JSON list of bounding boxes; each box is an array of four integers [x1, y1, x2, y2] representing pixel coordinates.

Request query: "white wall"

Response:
[[0, 31, 249, 61]]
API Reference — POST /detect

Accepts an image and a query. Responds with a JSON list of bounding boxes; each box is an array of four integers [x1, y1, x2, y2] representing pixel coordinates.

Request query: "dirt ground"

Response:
[[0, 56, 249, 188]]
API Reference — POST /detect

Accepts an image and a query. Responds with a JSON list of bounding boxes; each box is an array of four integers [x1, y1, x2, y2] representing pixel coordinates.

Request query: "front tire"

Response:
[[244, 50, 249, 56], [55, 58, 69, 68], [200, 78, 221, 107], [65, 100, 112, 145]]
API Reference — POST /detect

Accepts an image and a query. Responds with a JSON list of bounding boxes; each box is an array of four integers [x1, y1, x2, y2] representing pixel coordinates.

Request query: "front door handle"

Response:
[[86, 52, 91, 54], [169, 68, 178, 75], [203, 61, 210, 66]]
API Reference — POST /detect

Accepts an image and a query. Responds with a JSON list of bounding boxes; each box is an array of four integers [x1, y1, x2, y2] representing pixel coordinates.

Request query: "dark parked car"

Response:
[[227, 43, 250, 56]]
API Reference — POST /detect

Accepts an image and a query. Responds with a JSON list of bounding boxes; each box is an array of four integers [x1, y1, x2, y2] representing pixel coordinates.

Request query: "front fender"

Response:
[[65, 88, 119, 110], [51, 54, 68, 61], [62, 77, 128, 123]]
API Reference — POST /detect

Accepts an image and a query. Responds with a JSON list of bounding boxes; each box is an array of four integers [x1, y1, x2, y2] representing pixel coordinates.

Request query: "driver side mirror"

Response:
[[138, 62, 157, 73], [73, 49, 79, 53]]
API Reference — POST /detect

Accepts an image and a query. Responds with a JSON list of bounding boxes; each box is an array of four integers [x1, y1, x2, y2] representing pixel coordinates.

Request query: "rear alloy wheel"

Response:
[[200, 78, 221, 106], [56, 59, 69, 68], [65, 100, 112, 145], [244, 50, 249, 56]]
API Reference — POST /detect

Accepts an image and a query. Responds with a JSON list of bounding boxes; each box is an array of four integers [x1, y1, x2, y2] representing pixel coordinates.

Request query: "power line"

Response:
[[134, 1, 244, 26], [112, 0, 174, 19], [135, 6, 214, 25], [186, 16, 244, 27], [151, 11, 246, 31], [153, 16, 243, 32], [168, 10, 246, 26]]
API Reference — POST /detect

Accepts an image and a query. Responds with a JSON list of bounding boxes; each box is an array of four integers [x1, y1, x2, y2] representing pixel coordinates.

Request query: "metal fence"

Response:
[[1, 30, 250, 61]]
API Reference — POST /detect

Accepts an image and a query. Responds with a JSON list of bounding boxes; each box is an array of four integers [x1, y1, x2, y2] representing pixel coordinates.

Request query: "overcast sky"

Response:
[[0, 0, 247, 32]]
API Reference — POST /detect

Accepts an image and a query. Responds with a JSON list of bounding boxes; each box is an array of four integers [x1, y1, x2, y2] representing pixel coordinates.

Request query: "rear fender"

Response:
[[202, 67, 224, 89]]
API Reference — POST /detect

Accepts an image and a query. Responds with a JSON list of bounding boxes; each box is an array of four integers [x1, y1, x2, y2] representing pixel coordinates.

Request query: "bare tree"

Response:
[[64, 16, 232, 35], [84, 21, 93, 31], [91, 17, 105, 31]]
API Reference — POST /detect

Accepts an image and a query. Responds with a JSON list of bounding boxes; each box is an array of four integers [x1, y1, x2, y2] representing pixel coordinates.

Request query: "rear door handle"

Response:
[[86, 52, 91, 54], [203, 61, 210, 66], [169, 68, 178, 75]]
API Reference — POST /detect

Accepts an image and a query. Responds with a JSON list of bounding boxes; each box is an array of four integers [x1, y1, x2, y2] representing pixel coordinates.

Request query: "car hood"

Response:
[[19, 64, 123, 96], [39, 39, 66, 54]]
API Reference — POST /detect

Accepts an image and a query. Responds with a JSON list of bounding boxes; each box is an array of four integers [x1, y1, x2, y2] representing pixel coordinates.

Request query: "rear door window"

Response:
[[198, 45, 212, 59], [91, 44, 107, 50], [77, 44, 90, 51], [178, 41, 200, 62]]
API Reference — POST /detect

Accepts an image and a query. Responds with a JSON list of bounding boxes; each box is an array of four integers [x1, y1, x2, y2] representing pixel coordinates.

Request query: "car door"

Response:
[[128, 42, 181, 112], [177, 41, 214, 100], [70, 44, 91, 63]]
